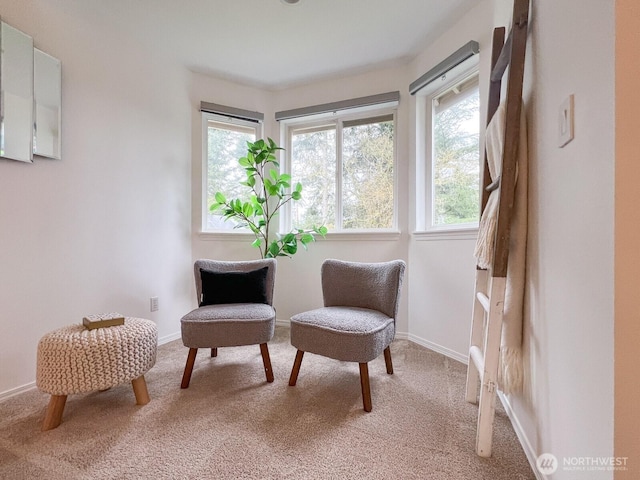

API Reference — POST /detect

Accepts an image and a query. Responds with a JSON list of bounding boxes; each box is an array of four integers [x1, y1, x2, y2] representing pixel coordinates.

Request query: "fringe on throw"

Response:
[[474, 215, 497, 269], [498, 346, 523, 395]]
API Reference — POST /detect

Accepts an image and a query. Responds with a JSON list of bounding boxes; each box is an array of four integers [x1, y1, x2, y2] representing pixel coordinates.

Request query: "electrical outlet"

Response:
[[150, 296, 159, 312]]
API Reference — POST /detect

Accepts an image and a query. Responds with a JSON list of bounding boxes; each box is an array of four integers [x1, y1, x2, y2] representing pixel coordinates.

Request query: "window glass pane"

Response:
[[432, 82, 480, 226], [206, 120, 256, 230], [342, 117, 394, 229], [291, 126, 336, 230]]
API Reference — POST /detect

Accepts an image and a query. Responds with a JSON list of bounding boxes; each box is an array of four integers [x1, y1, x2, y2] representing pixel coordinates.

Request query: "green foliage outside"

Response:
[[342, 120, 394, 229], [290, 118, 394, 230], [433, 92, 480, 226], [209, 138, 327, 259]]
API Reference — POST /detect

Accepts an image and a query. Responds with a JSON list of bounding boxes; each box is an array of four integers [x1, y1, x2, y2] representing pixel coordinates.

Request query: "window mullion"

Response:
[[335, 121, 344, 230]]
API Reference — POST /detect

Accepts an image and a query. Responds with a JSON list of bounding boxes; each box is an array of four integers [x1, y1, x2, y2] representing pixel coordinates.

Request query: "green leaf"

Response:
[[291, 191, 301, 201], [317, 226, 328, 236], [268, 242, 280, 257], [242, 202, 253, 218], [295, 182, 302, 193], [283, 233, 295, 244], [300, 233, 314, 244], [209, 202, 220, 212], [214, 192, 226, 204], [239, 156, 251, 168], [251, 238, 261, 248]]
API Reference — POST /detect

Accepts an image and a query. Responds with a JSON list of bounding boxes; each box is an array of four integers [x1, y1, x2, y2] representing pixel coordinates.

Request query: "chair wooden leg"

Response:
[[211, 348, 217, 358], [42, 394, 67, 431], [384, 346, 394, 374], [289, 350, 305, 386], [359, 363, 372, 412], [259, 343, 274, 383], [131, 375, 150, 405], [181, 348, 198, 389]]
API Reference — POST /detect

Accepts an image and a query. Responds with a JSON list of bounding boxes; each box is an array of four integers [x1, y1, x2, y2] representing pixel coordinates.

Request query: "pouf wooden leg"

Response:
[[131, 375, 150, 405], [42, 394, 67, 431]]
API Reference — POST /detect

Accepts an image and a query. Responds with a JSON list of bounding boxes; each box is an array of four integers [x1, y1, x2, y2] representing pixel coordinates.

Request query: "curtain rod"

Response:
[[409, 41, 479, 95], [275, 91, 400, 121], [200, 102, 264, 123]]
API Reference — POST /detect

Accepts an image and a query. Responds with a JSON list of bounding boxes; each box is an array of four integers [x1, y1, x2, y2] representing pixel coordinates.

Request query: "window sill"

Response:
[[412, 228, 478, 241], [198, 230, 402, 242], [323, 230, 401, 241]]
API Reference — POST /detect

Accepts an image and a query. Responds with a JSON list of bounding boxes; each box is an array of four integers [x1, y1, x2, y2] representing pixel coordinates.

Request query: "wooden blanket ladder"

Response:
[[464, 0, 529, 458]]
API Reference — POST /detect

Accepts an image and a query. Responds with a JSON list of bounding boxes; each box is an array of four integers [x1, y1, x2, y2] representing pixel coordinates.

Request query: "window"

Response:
[[430, 73, 480, 228], [202, 113, 260, 231], [285, 110, 396, 231]]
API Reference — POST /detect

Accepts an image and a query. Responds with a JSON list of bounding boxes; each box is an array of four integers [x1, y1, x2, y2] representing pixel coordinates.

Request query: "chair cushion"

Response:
[[199, 267, 268, 306], [290, 306, 395, 363], [181, 304, 275, 348]]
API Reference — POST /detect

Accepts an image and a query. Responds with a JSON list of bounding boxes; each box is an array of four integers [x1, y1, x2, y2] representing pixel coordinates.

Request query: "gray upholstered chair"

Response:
[[288, 258, 406, 412], [180, 258, 276, 388]]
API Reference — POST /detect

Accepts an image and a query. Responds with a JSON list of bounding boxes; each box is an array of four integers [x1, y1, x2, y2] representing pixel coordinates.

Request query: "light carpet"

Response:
[[0, 325, 535, 479]]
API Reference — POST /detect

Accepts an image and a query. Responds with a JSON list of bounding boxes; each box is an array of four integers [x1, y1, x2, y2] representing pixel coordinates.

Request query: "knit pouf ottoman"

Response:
[[36, 317, 157, 431]]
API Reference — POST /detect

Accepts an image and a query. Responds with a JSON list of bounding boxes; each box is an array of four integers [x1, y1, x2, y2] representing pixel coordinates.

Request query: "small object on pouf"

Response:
[[82, 312, 125, 330], [36, 317, 157, 431]]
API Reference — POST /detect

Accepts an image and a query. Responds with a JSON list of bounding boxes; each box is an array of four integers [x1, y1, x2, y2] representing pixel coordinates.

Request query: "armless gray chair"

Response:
[[288, 259, 406, 412], [180, 258, 276, 388]]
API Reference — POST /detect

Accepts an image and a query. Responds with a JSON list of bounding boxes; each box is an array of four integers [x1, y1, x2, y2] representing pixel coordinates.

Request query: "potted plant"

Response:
[[210, 137, 327, 258]]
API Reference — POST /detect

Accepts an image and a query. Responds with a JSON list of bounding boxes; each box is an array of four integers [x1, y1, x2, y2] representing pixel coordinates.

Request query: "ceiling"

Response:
[[75, 0, 483, 90]]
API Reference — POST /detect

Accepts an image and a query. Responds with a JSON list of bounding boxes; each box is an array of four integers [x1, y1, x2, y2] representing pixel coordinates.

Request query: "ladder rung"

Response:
[[476, 292, 490, 312], [469, 345, 485, 376]]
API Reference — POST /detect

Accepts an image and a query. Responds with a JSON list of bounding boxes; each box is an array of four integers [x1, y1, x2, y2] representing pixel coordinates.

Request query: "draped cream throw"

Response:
[[474, 101, 528, 395]]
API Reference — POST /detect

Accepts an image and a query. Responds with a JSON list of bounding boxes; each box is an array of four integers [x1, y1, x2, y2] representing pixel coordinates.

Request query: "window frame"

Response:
[[415, 56, 481, 235], [280, 105, 399, 235], [200, 112, 262, 234]]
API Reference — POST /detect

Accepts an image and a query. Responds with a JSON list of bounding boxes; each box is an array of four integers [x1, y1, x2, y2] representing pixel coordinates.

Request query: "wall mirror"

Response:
[[1, 21, 34, 163], [34, 49, 61, 159]]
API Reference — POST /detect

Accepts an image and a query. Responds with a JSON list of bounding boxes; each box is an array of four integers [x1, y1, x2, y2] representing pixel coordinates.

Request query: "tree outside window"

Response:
[[431, 75, 480, 227], [288, 112, 395, 231], [204, 116, 258, 231]]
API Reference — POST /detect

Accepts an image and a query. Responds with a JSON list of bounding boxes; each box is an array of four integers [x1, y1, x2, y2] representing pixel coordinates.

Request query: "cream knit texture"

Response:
[[36, 318, 157, 396]]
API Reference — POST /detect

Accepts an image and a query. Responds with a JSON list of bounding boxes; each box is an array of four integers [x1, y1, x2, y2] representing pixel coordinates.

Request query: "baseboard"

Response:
[[407, 333, 468, 365], [0, 381, 36, 402], [275, 318, 290, 327], [498, 392, 543, 479], [158, 331, 181, 345]]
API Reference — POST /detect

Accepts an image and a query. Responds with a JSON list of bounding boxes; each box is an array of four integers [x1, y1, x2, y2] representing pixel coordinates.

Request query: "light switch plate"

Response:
[[559, 94, 574, 148]]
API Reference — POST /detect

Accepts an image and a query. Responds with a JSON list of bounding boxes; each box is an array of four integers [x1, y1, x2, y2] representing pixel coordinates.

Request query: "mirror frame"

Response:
[[0, 21, 34, 163], [33, 48, 62, 159]]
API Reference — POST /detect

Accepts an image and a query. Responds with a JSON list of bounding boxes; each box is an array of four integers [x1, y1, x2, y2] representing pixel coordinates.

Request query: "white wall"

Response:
[[406, 0, 494, 360], [0, 1, 193, 396], [500, 0, 616, 477]]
